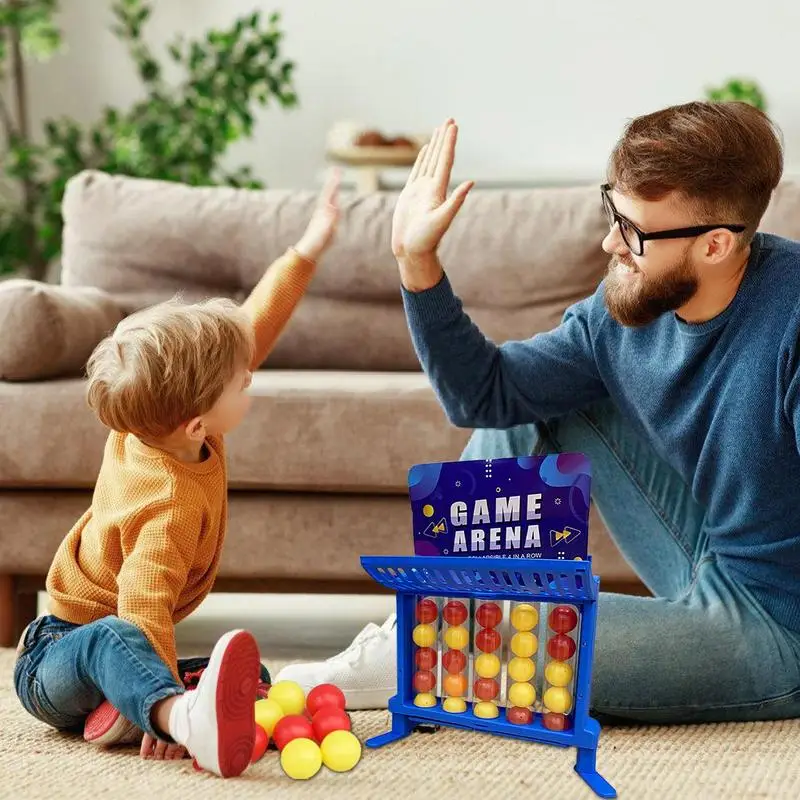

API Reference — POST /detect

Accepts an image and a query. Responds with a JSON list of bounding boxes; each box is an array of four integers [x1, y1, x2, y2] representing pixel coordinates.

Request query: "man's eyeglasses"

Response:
[[601, 184, 745, 257]]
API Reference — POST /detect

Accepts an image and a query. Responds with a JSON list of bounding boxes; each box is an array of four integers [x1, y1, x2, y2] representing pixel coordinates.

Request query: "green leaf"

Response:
[[20, 17, 62, 61], [705, 76, 767, 112], [139, 57, 160, 82]]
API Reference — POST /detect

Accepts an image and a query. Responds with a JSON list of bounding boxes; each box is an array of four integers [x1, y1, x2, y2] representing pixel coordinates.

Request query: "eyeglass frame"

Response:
[[601, 183, 746, 256]]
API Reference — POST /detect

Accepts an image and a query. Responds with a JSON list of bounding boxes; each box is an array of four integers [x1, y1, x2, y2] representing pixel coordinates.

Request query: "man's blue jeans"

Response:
[[461, 400, 800, 723]]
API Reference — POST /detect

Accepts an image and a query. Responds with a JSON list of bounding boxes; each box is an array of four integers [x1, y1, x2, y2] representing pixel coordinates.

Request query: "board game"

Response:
[[361, 456, 616, 798]]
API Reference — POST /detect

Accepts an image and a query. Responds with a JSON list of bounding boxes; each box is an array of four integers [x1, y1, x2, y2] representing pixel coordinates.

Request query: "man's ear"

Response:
[[702, 229, 739, 264], [185, 416, 206, 442]]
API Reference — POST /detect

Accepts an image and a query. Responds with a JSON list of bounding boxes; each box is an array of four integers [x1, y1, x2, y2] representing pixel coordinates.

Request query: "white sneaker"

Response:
[[169, 629, 260, 778], [275, 614, 397, 710]]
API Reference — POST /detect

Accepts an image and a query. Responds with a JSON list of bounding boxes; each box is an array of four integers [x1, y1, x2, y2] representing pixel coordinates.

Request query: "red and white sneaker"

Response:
[[84, 701, 141, 746], [168, 629, 260, 778], [84, 654, 270, 749]]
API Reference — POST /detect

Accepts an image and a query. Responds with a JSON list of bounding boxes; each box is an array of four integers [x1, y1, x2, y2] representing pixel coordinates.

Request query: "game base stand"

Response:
[[361, 555, 616, 799]]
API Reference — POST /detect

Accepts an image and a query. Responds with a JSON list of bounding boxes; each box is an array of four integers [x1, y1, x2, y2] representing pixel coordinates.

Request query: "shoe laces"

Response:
[[334, 614, 396, 668], [184, 668, 270, 699]]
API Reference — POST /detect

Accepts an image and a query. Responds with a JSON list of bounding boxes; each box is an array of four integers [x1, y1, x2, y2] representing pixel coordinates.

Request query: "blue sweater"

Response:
[[402, 233, 800, 632]]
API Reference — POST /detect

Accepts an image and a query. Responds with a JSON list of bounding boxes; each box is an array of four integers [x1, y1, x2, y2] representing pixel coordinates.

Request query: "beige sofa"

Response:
[[4, 170, 800, 646]]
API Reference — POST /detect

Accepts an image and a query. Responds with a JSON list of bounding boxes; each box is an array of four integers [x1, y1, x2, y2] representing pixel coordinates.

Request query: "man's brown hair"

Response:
[[608, 101, 783, 242]]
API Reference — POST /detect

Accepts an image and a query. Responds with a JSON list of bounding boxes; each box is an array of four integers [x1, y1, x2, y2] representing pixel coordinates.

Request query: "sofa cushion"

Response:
[[0, 490, 637, 585], [60, 171, 610, 371], [0, 371, 471, 491], [0, 280, 123, 381]]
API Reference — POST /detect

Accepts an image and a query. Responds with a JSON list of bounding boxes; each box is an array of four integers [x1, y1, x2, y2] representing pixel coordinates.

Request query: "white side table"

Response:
[[325, 146, 420, 193]]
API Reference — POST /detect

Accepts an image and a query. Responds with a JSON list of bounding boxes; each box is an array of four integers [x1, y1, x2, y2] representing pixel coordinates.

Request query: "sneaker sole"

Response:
[[84, 702, 140, 746], [341, 687, 394, 710], [214, 630, 260, 778]]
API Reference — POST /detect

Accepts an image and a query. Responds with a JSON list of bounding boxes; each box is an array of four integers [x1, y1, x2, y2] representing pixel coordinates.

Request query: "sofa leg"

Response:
[[0, 574, 13, 648], [0, 576, 40, 648], [16, 588, 39, 643]]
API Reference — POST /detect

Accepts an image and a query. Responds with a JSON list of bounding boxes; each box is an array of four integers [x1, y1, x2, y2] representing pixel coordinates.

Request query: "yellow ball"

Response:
[[268, 680, 306, 716], [254, 698, 284, 735], [508, 681, 536, 708], [474, 653, 501, 678], [280, 737, 322, 780], [413, 623, 436, 648], [507, 657, 536, 683], [422, 504, 435, 517], [511, 631, 538, 658], [444, 625, 469, 650], [320, 730, 362, 773], [473, 701, 499, 719], [544, 686, 573, 714], [414, 692, 437, 708], [510, 603, 539, 631], [442, 696, 467, 713], [545, 660, 574, 688]]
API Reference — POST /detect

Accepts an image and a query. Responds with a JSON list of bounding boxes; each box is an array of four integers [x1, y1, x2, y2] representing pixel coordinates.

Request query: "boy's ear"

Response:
[[185, 416, 206, 442]]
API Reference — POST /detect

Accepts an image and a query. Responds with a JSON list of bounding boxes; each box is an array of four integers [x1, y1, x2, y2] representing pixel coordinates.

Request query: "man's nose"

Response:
[[602, 223, 629, 256]]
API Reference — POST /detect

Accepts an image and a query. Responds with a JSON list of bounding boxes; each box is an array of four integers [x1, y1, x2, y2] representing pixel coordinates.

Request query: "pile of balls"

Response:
[[252, 680, 362, 780]]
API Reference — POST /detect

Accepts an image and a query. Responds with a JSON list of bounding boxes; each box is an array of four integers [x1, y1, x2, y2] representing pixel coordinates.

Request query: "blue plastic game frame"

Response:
[[361, 554, 616, 798]]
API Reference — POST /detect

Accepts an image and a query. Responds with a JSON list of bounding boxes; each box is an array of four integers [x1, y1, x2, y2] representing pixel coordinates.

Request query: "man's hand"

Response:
[[392, 119, 474, 292], [294, 169, 341, 262], [140, 732, 187, 760]]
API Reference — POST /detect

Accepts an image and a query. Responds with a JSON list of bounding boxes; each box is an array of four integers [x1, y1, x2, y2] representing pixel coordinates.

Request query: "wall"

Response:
[[24, 0, 800, 189]]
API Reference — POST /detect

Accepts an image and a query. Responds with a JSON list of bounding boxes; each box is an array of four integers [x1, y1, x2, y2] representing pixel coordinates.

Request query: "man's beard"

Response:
[[604, 251, 699, 327]]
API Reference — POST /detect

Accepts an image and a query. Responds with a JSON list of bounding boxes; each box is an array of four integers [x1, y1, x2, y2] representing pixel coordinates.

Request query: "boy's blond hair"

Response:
[[87, 297, 254, 439]]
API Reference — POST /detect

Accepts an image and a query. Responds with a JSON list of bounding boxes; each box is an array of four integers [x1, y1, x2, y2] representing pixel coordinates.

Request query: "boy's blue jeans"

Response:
[[461, 399, 800, 724], [14, 615, 184, 737], [13, 614, 270, 737]]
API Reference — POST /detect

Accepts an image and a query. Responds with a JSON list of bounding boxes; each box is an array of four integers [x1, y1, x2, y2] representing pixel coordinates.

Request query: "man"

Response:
[[279, 102, 800, 723]]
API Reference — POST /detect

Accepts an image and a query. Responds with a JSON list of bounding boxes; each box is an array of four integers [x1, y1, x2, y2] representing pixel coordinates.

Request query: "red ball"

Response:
[[416, 598, 438, 624], [476, 602, 502, 628], [442, 649, 467, 674], [272, 714, 315, 751], [475, 627, 502, 653], [413, 669, 436, 693], [311, 706, 351, 743], [306, 683, 347, 716], [547, 633, 577, 661], [549, 605, 578, 634], [473, 677, 500, 701], [250, 724, 269, 762], [542, 712, 571, 731], [415, 646, 437, 670], [507, 706, 533, 725], [443, 600, 468, 626]]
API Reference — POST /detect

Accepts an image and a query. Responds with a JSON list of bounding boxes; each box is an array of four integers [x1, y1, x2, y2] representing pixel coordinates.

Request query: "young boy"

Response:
[[13, 173, 340, 778]]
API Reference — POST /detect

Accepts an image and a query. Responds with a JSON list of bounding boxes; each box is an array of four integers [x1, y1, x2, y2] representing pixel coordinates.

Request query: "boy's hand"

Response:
[[140, 732, 187, 760], [294, 169, 341, 262]]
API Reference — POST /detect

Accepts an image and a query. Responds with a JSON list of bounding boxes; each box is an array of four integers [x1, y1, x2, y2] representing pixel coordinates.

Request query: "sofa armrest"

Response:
[[0, 279, 124, 381]]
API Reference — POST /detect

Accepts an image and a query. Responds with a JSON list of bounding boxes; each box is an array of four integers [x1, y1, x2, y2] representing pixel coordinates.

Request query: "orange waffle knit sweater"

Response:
[[46, 248, 315, 681]]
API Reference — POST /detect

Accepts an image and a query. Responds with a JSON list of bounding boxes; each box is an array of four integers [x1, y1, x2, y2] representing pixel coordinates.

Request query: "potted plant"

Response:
[[0, 0, 298, 279]]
